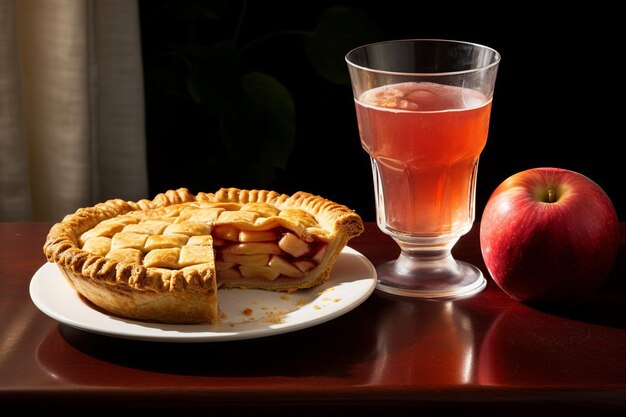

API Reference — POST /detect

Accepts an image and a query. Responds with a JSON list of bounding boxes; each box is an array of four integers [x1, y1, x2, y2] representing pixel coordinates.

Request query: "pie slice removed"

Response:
[[43, 188, 364, 324]]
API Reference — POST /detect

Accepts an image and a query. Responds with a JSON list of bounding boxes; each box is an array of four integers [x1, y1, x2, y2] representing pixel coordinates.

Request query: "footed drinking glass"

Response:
[[346, 39, 500, 298]]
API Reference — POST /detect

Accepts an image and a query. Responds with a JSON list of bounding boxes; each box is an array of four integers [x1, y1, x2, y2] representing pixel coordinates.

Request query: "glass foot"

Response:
[[375, 253, 486, 299]]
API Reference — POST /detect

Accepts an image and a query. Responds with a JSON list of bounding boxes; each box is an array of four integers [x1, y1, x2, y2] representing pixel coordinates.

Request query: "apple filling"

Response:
[[213, 225, 327, 283]]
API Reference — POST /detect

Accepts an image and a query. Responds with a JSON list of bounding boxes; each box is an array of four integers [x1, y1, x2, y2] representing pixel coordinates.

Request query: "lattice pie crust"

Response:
[[43, 188, 364, 324]]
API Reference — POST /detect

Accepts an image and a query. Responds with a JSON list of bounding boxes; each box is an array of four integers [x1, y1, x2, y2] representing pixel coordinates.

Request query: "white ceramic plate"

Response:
[[29, 246, 376, 342]]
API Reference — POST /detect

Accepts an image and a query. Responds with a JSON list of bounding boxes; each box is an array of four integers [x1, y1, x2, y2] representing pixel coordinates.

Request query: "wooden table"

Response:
[[2, 222, 626, 416]]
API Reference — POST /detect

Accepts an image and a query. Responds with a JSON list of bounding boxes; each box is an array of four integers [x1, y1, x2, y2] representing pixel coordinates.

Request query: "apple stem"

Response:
[[548, 189, 555, 203]]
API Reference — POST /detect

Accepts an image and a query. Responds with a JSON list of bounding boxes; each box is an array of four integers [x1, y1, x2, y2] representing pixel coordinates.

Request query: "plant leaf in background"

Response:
[[141, 1, 384, 191], [220, 72, 295, 186], [182, 41, 240, 113], [305, 6, 385, 85]]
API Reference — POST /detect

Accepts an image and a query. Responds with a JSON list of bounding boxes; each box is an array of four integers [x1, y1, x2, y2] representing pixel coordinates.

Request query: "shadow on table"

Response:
[[528, 244, 626, 330], [36, 291, 479, 385], [37, 294, 388, 381], [44, 307, 378, 378]]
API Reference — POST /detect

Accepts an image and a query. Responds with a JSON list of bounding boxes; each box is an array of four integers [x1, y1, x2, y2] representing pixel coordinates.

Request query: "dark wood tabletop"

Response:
[[2, 221, 626, 416]]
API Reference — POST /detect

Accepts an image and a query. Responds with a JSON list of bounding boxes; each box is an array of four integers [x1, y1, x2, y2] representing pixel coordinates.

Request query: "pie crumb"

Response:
[[294, 297, 310, 307], [262, 310, 287, 323], [319, 287, 335, 295]]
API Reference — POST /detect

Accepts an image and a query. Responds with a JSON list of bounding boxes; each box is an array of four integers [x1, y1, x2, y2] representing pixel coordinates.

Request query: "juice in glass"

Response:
[[355, 81, 492, 237]]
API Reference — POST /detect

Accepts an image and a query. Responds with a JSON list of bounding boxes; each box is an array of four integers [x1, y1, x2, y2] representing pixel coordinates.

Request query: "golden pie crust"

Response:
[[43, 188, 364, 324]]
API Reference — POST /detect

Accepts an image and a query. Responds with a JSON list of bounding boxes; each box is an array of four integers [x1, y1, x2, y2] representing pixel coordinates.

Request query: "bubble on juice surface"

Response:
[[360, 86, 411, 109], [460, 90, 486, 108], [406, 88, 437, 104]]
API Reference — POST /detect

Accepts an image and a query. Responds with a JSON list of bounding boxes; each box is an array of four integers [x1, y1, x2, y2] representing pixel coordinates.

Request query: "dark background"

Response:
[[138, 1, 624, 221]]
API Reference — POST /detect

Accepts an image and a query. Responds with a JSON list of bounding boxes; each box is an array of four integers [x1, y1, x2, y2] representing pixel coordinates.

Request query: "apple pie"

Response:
[[43, 188, 364, 324]]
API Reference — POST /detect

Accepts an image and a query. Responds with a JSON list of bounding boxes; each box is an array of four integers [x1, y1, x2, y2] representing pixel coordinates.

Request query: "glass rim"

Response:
[[345, 38, 501, 77]]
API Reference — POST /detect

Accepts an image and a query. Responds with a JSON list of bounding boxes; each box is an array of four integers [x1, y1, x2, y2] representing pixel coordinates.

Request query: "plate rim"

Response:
[[29, 246, 376, 343]]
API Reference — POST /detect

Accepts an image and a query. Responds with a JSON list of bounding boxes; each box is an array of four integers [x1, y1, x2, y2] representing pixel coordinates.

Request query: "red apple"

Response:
[[480, 167, 619, 305]]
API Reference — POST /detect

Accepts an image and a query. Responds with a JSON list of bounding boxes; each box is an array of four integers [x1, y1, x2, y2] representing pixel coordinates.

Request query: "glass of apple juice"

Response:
[[346, 39, 500, 298]]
